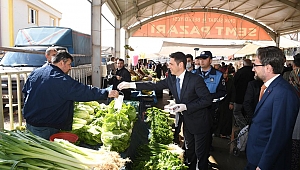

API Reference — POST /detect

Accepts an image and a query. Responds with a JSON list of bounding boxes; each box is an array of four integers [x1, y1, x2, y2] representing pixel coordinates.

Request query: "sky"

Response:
[[41, 0, 115, 47]]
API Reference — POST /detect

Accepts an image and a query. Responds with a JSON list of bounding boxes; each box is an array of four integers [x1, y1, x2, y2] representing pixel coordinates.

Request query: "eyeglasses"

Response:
[[252, 63, 264, 67]]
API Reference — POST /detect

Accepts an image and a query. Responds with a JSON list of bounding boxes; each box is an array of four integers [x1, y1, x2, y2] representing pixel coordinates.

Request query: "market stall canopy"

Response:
[[234, 37, 300, 57], [255, 37, 300, 48], [107, 0, 300, 38], [128, 37, 300, 60], [158, 41, 244, 57], [128, 37, 246, 58], [234, 43, 261, 57]]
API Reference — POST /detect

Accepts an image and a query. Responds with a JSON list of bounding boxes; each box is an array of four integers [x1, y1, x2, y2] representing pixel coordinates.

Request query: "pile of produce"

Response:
[[101, 100, 137, 152], [71, 100, 137, 153], [130, 68, 160, 82], [129, 69, 142, 81], [72, 101, 107, 145], [0, 130, 129, 170], [133, 143, 187, 170], [132, 107, 187, 170], [145, 107, 174, 145]]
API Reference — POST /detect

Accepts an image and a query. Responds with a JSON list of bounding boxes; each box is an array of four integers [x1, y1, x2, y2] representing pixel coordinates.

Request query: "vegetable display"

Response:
[[101, 100, 137, 152], [0, 130, 128, 170], [133, 143, 187, 169], [130, 107, 187, 170], [145, 107, 174, 145], [72, 100, 137, 153], [72, 102, 106, 145]]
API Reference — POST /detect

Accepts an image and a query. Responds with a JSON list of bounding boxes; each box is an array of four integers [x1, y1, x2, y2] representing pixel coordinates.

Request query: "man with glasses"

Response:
[[245, 46, 299, 170]]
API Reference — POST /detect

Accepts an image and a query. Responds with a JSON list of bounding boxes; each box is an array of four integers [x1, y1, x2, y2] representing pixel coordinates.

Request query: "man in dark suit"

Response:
[[118, 52, 212, 170], [245, 46, 300, 170]]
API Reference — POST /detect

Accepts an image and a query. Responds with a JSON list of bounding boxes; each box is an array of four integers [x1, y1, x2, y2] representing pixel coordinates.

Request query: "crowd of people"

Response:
[[118, 46, 300, 170], [22, 46, 300, 170]]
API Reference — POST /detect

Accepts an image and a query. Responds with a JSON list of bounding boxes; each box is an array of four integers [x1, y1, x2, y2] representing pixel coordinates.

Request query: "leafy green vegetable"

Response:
[[72, 100, 137, 149], [133, 144, 187, 170], [146, 107, 174, 145], [72, 125, 102, 145], [73, 109, 89, 119]]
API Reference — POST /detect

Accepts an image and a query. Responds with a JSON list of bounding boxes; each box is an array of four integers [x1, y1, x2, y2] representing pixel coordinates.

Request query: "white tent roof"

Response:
[[234, 43, 261, 57], [234, 37, 300, 57], [159, 42, 243, 57], [128, 37, 245, 58], [128, 37, 300, 59], [253, 37, 300, 48]]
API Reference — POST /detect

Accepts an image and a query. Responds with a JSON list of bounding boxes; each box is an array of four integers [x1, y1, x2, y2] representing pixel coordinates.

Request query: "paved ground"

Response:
[[3, 109, 25, 130]]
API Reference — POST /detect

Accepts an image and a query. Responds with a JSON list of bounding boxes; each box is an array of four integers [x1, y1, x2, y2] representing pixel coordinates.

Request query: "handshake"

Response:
[[117, 82, 136, 90]]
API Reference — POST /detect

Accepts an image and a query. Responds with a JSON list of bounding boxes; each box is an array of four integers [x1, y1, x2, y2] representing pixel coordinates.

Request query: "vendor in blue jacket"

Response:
[[22, 50, 119, 140]]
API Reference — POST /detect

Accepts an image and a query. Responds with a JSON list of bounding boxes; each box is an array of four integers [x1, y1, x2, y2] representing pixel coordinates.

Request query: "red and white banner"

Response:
[[132, 12, 272, 41]]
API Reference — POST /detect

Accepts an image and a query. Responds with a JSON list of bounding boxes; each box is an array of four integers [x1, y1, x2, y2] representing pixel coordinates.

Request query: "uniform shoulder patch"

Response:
[[222, 78, 226, 86]]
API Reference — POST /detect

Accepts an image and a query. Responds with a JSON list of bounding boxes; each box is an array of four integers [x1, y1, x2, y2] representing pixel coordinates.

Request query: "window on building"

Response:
[[50, 17, 55, 26], [29, 7, 37, 24]]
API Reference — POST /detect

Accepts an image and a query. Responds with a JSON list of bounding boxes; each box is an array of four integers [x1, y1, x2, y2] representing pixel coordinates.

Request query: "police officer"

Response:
[[195, 51, 226, 110], [195, 51, 226, 166], [195, 51, 226, 129]]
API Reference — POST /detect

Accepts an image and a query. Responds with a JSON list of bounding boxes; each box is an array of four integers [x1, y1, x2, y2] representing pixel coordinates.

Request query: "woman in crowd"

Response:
[[218, 67, 235, 138]]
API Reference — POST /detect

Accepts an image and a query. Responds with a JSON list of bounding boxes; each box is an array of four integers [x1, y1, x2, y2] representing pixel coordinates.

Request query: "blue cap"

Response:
[[197, 51, 213, 59]]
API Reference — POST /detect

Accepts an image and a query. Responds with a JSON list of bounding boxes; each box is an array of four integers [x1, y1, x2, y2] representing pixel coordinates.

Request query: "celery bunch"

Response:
[[146, 107, 174, 145], [133, 143, 187, 170]]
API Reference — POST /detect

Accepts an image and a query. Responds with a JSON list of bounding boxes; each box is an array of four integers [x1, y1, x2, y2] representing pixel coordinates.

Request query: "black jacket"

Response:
[[233, 66, 255, 104], [243, 79, 264, 124], [111, 67, 131, 100]]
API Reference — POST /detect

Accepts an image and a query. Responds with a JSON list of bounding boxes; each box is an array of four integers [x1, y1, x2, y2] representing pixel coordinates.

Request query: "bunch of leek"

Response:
[[0, 130, 129, 170]]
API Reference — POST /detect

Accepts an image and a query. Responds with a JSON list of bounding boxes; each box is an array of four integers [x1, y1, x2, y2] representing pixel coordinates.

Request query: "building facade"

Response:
[[0, 0, 61, 47]]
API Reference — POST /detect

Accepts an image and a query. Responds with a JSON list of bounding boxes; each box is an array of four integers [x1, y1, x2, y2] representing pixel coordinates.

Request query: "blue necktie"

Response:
[[176, 78, 181, 99]]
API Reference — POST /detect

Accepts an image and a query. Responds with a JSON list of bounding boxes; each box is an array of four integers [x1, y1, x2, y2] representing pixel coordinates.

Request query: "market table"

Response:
[[131, 90, 157, 118]]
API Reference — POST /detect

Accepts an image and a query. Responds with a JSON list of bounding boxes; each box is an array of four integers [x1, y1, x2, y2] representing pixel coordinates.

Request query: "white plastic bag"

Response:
[[114, 92, 124, 110], [237, 125, 249, 151]]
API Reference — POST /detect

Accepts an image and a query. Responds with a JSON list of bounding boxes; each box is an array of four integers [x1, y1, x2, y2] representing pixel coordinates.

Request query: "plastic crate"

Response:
[[139, 96, 156, 116]]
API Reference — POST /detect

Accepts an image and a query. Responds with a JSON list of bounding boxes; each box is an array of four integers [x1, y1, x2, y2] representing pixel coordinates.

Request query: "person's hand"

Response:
[[229, 103, 234, 110], [170, 104, 187, 113], [116, 75, 122, 80], [117, 82, 136, 90], [108, 90, 119, 98]]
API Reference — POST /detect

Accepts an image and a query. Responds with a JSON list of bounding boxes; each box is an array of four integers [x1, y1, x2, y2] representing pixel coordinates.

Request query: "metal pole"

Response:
[[194, 48, 199, 57], [91, 0, 102, 87]]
